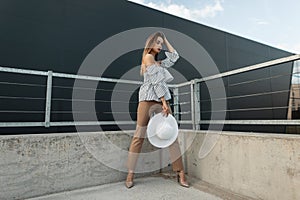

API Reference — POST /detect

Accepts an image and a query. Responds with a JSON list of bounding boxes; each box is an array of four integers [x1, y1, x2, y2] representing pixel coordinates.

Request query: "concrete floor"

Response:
[[27, 176, 222, 200]]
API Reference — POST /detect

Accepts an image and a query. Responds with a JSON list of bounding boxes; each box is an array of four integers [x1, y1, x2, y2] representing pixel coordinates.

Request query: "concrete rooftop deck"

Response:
[[25, 177, 217, 200], [26, 174, 252, 200]]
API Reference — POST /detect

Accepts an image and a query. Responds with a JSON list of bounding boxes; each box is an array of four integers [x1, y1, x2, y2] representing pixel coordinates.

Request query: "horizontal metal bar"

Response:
[[228, 71, 294, 87], [0, 66, 48, 76], [172, 101, 191, 106], [200, 89, 290, 102], [199, 120, 300, 125], [0, 121, 136, 127], [55, 83, 144, 94], [52, 72, 143, 85], [4, 120, 299, 127], [0, 96, 45, 100], [167, 83, 179, 88], [52, 98, 138, 104], [172, 81, 192, 88], [102, 111, 138, 114], [0, 110, 138, 114], [0, 110, 44, 113], [64, 85, 136, 93], [0, 81, 46, 88], [173, 91, 191, 96], [175, 111, 191, 115], [196, 54, 300, 83], [2, 54, 299, 88], [201, 105, 289, 113], [178, 120, 193, 124], [0, 122, 45, 127], [0, 66, 143, 85], [50, 121, 136, 126], [173, 54, 300, 87]]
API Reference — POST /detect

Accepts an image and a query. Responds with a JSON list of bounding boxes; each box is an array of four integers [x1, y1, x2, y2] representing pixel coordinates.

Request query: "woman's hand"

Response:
[[161, 32, 175, 53], [162, 101, 170, 117]]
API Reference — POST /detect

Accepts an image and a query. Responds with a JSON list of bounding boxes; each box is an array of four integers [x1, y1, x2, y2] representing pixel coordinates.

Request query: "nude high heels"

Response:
[[177, 170, 189, 188], [125, 171, 134, 189]]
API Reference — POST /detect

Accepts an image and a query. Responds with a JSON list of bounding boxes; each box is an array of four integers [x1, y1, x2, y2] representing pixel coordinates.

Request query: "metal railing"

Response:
[[0, 66, 144, 128], [0, 54, 300, 131], [188, 54, 300, 130]]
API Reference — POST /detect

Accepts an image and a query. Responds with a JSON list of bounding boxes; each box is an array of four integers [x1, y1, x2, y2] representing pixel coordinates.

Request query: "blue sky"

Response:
[[128, 0, 300, 54]]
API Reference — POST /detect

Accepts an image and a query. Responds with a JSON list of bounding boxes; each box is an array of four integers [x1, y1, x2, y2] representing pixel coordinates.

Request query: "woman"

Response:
[[125, 32, 189, 188]]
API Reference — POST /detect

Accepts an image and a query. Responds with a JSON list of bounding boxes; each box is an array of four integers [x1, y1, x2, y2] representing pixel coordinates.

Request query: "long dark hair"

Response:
[[140, 32, 164, 75]]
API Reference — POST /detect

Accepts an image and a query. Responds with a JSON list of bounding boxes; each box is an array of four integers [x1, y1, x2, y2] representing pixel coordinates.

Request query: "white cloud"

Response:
[[257, 21, 269, 25], [128, 0, 224, 21], [249, 18, 269, 25]]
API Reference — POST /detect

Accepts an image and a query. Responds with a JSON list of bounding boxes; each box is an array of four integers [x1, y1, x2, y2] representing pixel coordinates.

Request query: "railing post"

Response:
[[173, 87, 179, 121], [45, 71, 53, 127], [195, 81, 201, 130], [190, 80, 195, 130], [190, 80, 201, 130]]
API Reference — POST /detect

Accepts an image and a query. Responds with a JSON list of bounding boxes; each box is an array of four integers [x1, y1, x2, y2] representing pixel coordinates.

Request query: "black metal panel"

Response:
[[0, 0, 294, 134]]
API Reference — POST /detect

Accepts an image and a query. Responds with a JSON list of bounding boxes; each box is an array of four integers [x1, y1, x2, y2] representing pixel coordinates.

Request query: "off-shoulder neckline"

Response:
[[145, 62, 161, 68]]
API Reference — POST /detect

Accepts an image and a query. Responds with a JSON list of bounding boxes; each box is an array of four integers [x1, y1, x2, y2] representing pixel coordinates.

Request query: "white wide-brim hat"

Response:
[[147, 112, 178, 148]]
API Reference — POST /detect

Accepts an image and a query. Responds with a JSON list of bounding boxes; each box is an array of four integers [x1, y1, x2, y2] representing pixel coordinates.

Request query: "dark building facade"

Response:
[[0, 0, 294, 134]]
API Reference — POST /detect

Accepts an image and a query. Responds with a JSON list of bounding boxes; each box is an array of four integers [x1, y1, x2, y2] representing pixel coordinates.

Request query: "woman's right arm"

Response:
[[163, 36, 175, 53], [160, 96, 170, 116]]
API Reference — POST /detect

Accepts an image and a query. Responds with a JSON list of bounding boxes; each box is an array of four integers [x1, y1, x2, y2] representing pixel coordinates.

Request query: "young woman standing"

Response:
[[125, 32, 189, 189]]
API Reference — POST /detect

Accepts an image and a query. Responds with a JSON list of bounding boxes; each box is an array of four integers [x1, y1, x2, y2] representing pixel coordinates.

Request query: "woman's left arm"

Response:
[[160, 49, 179, 68], [160, 33, 179, 68]]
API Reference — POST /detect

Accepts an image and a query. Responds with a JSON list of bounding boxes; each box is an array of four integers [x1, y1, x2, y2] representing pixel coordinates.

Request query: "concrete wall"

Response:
[[1, 130, 299, 200], [183, 130, 300, 200], [0, 131, 157, 200]]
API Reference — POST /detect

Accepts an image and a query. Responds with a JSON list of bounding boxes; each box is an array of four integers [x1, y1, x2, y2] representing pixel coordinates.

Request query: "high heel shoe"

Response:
[[177, 170, 189, 188], [125, 171, 134, 189]]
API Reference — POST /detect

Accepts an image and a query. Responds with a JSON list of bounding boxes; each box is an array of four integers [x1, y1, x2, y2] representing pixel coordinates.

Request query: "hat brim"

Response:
[[147, 113, 178, 148]]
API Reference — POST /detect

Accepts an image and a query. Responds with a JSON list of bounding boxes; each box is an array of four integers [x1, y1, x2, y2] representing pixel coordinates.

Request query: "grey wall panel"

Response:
[[162, 14, 228, 74], [0, 0, 294, 134], [227, 68, 270, 85]]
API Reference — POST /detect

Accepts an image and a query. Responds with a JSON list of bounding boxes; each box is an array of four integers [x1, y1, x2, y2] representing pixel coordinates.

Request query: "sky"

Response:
[[128, 0, 300, 54]]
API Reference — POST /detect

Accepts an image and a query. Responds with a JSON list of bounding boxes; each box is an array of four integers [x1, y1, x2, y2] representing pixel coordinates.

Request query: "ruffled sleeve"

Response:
[[160, 50, 179, 68]]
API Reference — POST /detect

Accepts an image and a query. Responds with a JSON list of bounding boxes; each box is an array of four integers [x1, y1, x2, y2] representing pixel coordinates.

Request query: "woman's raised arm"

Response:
[[163, 34, 175, 53]]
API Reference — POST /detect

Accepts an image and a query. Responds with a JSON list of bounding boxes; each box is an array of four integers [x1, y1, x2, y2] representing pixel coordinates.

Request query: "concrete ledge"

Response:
[[183, 130, 300, 200], [1, 130, 299, 200], [0, 131, 157, 200]]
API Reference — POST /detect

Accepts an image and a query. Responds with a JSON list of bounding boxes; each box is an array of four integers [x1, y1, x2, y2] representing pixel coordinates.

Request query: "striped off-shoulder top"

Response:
[[138, 50, 179, 102]]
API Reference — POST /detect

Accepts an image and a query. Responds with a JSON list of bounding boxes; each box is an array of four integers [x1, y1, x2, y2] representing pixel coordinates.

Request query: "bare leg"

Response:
[[126, 101, 158, 188]]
